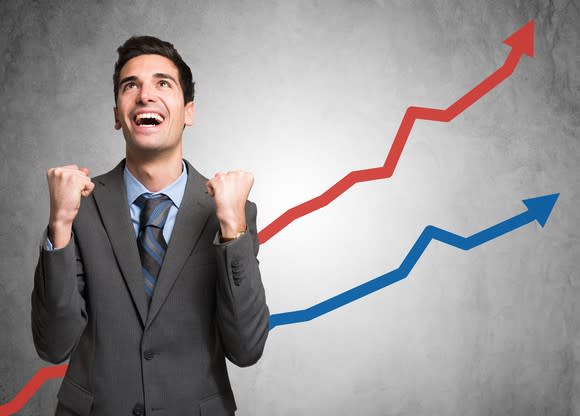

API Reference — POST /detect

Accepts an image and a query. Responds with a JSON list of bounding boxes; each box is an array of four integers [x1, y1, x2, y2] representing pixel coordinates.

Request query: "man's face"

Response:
[[114, 54, 194, 157]]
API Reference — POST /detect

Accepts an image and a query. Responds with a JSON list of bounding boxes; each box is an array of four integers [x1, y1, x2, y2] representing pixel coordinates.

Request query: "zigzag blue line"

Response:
[[268, 193, 559, 330]]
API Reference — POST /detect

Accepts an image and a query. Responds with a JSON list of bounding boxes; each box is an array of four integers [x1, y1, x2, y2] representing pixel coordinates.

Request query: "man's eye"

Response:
[[123, 82, 137, 91], [159, 80, 171, 87]]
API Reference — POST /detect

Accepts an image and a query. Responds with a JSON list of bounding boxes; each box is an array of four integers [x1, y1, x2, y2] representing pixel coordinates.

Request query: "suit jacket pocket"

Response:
[[199, 392, 236, 416], [57, 377, 94, 416]]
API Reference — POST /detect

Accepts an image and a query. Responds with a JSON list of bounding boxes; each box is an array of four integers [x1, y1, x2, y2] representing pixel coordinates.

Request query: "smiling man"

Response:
[[31, 36, 269, 416]]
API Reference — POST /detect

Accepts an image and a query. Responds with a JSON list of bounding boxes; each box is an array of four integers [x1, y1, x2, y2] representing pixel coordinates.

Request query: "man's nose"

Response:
[[137, 83, 156, 103]]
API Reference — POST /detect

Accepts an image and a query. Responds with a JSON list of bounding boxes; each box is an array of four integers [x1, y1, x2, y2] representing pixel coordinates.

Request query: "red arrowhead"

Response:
[[503, 19, 534, 58]]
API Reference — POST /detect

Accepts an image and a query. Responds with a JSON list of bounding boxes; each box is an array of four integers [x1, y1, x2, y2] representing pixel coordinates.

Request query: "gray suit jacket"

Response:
[[31, 160, 269, 416]]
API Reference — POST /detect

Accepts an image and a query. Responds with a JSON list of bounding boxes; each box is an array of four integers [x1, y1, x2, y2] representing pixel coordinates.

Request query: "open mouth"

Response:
[[134, 112, 165, 126]]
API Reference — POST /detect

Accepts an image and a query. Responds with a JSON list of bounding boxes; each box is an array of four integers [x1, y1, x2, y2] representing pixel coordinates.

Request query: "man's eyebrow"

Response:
[[118, 73, 178, 87], [153, 73, 178, 84], [119, 75, 137, 86]]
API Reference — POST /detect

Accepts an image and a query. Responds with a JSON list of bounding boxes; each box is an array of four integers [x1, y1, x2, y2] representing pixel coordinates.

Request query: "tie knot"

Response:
[[135, 194, 173, 229]]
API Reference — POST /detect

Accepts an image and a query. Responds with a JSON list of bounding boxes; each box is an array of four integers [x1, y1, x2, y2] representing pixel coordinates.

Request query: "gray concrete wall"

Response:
[[1, 0, 579, 414]]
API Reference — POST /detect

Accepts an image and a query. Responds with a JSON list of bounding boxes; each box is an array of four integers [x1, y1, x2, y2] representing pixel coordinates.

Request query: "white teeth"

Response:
[[135, 113, 164, 122]]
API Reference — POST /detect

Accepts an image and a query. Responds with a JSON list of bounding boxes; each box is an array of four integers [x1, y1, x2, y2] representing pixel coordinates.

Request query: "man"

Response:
[[31, 36, 269, 416]]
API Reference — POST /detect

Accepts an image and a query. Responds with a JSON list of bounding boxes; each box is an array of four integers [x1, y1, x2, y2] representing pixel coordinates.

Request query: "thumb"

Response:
[[81, 180, 95, 198], [206, 180, 215, 197]]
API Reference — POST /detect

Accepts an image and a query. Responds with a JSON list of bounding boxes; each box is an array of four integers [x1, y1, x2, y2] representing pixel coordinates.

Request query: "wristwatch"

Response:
[[220, 230, 246, 243]]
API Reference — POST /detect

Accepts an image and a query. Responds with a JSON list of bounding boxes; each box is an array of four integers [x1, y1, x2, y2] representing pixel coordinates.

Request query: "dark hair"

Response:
[[113, 36, 195, 104]]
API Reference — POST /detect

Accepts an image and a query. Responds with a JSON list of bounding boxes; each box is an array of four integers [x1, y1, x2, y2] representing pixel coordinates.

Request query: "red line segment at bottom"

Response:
[[0, 364, 67, 416]]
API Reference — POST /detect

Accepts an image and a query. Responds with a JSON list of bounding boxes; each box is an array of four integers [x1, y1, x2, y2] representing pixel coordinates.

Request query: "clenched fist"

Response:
[[47, 164, 95, 248], [206, 171, 254, 239]]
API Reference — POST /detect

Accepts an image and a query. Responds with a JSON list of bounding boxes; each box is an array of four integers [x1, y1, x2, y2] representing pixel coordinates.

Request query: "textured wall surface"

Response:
[[1, 0, 579, 415]]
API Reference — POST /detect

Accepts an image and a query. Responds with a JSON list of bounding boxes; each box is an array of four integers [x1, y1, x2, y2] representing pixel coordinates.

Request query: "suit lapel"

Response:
[[92, 160, 149, 327], [145, 160, 213, 330]]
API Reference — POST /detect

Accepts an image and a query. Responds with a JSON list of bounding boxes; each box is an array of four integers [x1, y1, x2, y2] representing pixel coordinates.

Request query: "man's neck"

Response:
[[125, 151, 184, 192]]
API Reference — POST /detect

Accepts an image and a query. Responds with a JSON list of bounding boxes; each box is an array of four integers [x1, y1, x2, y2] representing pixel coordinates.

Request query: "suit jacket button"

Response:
[[144, 351, 155, 360], [132, 404, 144, 415]]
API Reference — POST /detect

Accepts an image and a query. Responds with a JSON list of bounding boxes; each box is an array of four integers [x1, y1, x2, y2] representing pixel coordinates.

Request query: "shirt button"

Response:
[[132, 403, 144, 416], [144, 351, 155, 360]]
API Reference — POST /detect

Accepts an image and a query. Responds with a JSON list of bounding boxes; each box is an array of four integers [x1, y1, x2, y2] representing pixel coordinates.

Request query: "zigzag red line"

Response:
[[0, 365, 67, 415], [257, 21, 532, 244]]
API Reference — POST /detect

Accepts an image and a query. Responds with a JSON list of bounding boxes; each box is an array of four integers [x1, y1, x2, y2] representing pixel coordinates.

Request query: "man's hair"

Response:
[[113, 36, 195, 104]]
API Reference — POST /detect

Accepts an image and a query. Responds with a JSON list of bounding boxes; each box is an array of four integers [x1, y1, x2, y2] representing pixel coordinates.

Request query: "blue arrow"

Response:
[[269, 193, 559, 330]]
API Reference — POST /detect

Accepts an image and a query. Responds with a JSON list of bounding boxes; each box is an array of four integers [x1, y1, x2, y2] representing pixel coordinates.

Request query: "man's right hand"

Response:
[[47, 165, 95, 249]]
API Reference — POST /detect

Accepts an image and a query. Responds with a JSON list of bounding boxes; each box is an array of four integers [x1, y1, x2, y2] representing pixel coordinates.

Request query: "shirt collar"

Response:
[[124, 160, 187, 208]]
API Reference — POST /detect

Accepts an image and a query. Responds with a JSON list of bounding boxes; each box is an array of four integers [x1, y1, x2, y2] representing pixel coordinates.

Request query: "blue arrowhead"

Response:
[[522, 193, 559, 227]]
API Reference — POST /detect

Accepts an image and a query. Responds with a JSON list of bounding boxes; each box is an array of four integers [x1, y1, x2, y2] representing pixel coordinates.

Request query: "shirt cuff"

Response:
[[44, 235, 54, 251]]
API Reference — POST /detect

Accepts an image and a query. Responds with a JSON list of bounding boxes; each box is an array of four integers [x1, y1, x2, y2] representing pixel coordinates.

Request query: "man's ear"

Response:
[[184, 101, 194, 127], [113, 107, 121, 130]]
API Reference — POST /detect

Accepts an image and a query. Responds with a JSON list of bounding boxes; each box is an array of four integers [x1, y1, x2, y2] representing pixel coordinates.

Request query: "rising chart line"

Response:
[[258, 19, 535, 244], [0, 365, 67, 416], [0, 20, 537, 415], [269, 193, 559, 329]]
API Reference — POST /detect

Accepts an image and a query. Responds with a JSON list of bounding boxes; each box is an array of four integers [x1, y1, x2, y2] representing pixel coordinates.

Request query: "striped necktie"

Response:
[[135, 194, 173, 302]]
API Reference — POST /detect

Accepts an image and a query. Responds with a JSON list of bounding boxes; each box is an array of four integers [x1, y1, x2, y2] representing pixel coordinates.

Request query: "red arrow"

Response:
[[258, 19, 535, 244], [503, 19, 534, 58]]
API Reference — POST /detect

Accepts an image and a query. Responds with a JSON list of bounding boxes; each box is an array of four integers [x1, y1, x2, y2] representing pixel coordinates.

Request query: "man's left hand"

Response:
[[206, 171, 254, 239]]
